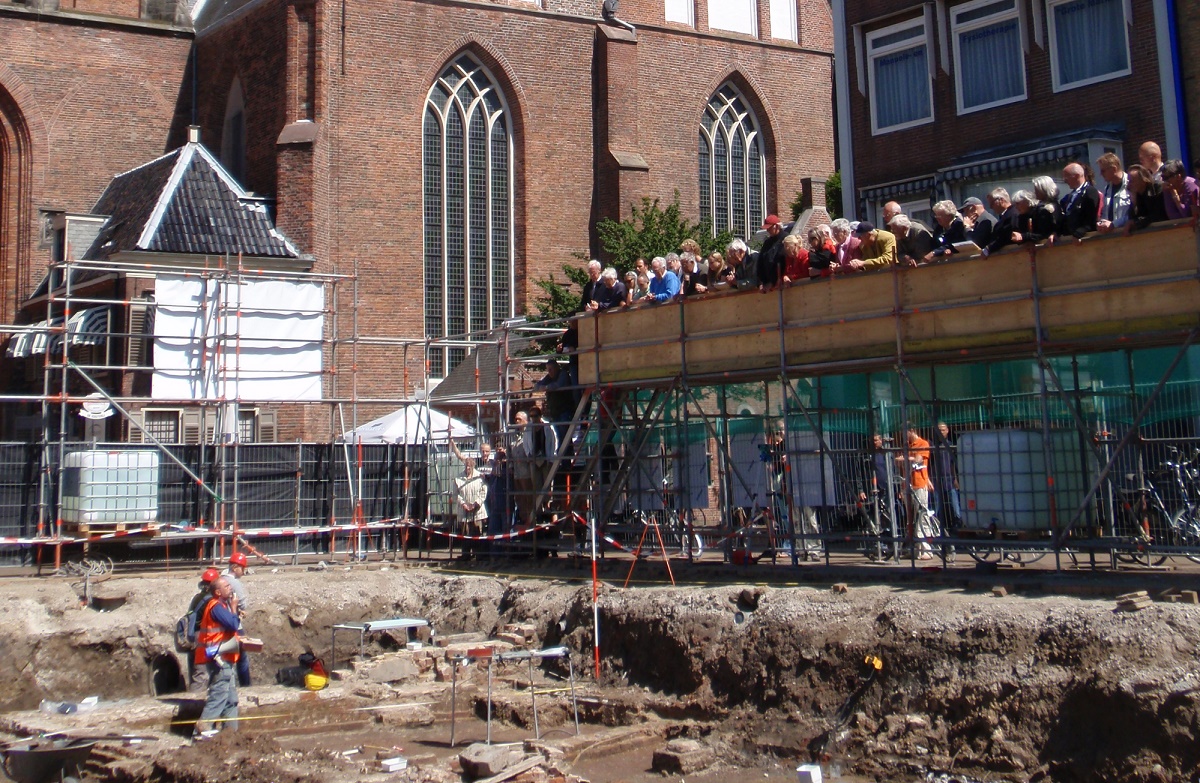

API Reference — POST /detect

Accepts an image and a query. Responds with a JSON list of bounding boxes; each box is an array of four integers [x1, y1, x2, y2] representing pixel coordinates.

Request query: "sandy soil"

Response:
[[0, 562, 1198, 782]]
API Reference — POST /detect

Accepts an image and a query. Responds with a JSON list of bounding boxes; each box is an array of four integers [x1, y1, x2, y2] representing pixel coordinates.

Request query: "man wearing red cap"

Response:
[[223, 552, 252, 686], [755, 214, 787, 292]]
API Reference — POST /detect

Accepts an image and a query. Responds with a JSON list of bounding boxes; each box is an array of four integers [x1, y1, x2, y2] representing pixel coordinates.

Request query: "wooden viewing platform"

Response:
[[577, 220, 1200, 386]]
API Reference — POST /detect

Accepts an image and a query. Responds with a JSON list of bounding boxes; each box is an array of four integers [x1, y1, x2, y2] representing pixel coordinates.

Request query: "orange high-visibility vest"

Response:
[[193, 597, 240, 665]]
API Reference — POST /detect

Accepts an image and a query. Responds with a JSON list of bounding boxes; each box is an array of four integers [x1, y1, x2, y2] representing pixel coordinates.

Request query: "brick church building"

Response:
[[0, 0, 835, 440]]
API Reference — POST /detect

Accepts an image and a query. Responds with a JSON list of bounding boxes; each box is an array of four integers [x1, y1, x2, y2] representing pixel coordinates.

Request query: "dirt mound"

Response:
[[3, 567, 1200, 781]]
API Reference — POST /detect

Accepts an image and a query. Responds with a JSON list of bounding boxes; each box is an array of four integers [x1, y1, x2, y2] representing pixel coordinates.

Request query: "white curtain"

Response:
[[873, 45, 931, 129], [959, 19, 1023, 108], [1053, 0, 1127, 86]]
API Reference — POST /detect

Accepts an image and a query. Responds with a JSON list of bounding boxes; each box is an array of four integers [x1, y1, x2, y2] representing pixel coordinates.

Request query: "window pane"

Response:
[[423, 110, 443, 349], [714, 133, 729, 231], [468, 111, 488, 334], [768, 0, 796, 42], [665, 0, 693, 25], [708, 0, 755, 35], [748, 136, 762, 229], [955, 0, 1014, 25], [446, 109, 466, 339], [731, 132, 746, 240], [873, 44, 931, 128], [699, 131, 712, 226], [871, 25, 923, 49], [144, 411, 179, 443], [959, 18, 1023, 108], [490, 120, 510, 327], [1053, 0, 1128, 86]]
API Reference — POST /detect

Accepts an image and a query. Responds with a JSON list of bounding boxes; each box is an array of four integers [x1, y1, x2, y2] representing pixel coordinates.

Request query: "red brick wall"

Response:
[[192, 0, 833, 419], [845, 0, 1167, 197], [194, 1, 288, 198], [0, 8, 192, 319]]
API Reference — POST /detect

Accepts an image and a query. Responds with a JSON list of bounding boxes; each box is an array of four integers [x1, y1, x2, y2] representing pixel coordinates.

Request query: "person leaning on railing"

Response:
[[830, 218, 863, 272], [1125, 164, 1169, 234], [780, 234, 810, 284], [691, 251, 727, 294], [1010, 188, 1056, 246], [930, 200, 967, 259], [723, 238, 758, 288], [853, 222, 897, 270], [1162, 159, 1200, 222], [889, 213, 936, 267], [981, 188, 1019, 257], [807, 226, 838, 277]]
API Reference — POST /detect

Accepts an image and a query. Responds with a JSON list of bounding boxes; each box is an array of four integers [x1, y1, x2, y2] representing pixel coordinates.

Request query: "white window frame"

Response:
[[867, 18, 935, 135], [665, 0, 695, 27], [951, 0, 1027, 115], [708, 0, 758, 37], [142, 408, 182, 444], [768, 0, 797, 42], [1046, 0, 1131, 93]]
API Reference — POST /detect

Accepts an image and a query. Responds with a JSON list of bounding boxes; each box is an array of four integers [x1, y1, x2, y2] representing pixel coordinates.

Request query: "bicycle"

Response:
[[1106, 448, 1200, 566]]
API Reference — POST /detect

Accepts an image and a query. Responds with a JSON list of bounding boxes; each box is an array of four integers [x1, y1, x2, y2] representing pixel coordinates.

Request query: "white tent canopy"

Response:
[[340, 404, 475, 444]]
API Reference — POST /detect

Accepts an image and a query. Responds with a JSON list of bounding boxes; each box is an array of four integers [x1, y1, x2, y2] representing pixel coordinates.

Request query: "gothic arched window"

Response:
[[423, 54, 514, 378], [698, 84, 765, 239]]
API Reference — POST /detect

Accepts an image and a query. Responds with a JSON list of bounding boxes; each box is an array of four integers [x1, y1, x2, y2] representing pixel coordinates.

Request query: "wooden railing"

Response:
[[576, 220, 1200, 386]]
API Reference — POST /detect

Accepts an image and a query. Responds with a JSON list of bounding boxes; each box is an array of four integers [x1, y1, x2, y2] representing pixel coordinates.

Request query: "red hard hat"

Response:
[[229, 552, 248, 568], [201, 567, 220, 583]]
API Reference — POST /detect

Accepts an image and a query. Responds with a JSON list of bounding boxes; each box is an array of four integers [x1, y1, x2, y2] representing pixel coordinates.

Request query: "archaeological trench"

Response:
[[1, 565, 1199, 783]]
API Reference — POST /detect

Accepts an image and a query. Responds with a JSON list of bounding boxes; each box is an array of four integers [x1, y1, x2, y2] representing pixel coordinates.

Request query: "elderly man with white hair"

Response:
[[723, 238, 757, 288], [593, 267, 626, 310], [1057, 162, 1100, 241], [647, 256, 680, 302], [930, 200, 967, 258], [579, 260, 603, 313], [889, 213, 935, 267]]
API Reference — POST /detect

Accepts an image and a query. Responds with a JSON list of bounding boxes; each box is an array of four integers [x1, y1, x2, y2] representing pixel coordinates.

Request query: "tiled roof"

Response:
[[83, 142, 299, 262], [431, 343, 540, 402]]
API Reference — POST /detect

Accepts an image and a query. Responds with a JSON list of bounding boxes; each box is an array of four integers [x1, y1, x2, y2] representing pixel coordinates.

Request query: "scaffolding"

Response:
[[2, 220, 1200, 571]]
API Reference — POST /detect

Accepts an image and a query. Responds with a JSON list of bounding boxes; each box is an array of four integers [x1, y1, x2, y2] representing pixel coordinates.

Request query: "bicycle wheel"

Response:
[[1171, 506, 1200, 564], [965, 545, 1046, 565], [1114, 503, 1170, 566]]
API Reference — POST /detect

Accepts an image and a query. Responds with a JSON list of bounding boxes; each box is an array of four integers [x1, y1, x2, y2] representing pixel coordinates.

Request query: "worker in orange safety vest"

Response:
[[192, 576, 241, 741]]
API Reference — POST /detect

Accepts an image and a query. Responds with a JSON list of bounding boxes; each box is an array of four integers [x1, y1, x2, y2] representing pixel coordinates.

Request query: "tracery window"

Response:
[[698, 84, 765, 239], [423, 54, 514, 378]]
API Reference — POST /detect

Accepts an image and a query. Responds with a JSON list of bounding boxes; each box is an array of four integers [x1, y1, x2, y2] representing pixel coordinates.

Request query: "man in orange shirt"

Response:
[[897, 427, 937, 560]]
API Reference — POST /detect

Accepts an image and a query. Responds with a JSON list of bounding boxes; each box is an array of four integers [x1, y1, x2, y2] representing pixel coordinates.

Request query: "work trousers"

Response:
[[196, 661, 239, 735], [910, 487, 937, 554]]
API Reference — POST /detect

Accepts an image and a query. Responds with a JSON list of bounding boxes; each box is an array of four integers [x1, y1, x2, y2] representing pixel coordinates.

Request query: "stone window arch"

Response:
[[699, 83, 765, 240], [423, 53, 514, 378]]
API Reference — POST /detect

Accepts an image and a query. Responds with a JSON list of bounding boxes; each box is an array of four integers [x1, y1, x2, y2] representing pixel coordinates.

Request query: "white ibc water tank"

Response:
[[61, 450, 160, 525], [958, 429, 1088, 531]]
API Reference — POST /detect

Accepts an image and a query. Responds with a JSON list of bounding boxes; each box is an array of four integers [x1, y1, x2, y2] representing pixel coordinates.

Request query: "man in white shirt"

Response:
[[454, 457, 488, 560], [1096, 152, 1132, 233]]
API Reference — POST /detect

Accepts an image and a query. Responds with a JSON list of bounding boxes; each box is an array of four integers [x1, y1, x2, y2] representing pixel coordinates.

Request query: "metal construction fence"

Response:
[[0, 442, 434, 565]]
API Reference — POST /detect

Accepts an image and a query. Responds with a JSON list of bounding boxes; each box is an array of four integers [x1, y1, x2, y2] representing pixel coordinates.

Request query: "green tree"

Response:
[[788, 187, 806, 221], [530, 192, 733, 320], [825, 171, 843, 220]]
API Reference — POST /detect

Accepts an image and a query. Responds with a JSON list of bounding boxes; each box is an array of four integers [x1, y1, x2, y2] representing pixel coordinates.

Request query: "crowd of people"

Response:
[[575, 140, 1199, 313]]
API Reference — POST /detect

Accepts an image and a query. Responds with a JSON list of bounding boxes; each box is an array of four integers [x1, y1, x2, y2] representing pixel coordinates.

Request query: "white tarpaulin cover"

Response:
[[341, 405, 475, 444], [153, 275, 324, 401]]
